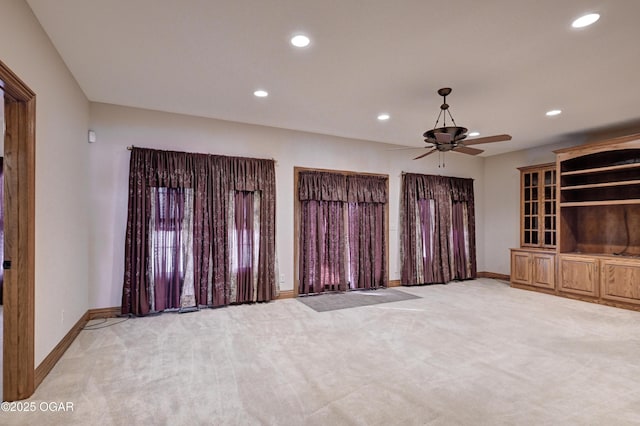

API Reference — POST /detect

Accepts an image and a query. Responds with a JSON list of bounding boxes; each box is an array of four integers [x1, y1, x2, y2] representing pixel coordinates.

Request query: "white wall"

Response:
[[88, 103, 486, 308], [0, 0, 90, 364], [482, 139, 580, 275]]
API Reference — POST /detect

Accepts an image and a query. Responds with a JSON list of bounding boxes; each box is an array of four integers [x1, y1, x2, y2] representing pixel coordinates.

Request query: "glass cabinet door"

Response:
[[522, 171, 539, 245], [520, 164, 556, 249], [542, 168, 556, 247]]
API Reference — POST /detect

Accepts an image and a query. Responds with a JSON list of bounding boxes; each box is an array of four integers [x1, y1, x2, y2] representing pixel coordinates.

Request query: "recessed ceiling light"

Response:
[[377, 113, 390, 121], [572, 13, 600, 28], [546, 109, 562, 117], [253, 90, 268, 98], [468, 131, 480, 137], [290, 34, 310, 48]]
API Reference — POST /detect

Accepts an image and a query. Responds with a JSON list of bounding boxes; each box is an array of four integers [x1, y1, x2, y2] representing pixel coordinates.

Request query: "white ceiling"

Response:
[[26, 0, 640, 156]]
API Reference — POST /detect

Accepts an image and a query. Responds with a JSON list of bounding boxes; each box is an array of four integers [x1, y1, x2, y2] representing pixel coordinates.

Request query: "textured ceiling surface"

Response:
[[27, 0, 640, 156]]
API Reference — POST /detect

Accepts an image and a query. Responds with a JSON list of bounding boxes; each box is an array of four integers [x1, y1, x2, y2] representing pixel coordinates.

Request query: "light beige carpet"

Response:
[[3, 279, 640, 425]]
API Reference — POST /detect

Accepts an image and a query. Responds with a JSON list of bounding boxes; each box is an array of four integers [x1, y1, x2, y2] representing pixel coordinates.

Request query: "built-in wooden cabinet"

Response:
[[511, 163, 557, 290], [554, 135, 640, 309], [511, 135, 640, 311], [511, 249, 555, 290]]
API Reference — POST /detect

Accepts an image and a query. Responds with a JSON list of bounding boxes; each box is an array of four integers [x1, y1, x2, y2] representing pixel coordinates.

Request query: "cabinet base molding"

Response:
[[510, 282, 557, 296], [558, 290, 640, 313], [477, 271, 510, 281], [511, 285, 640, 313]]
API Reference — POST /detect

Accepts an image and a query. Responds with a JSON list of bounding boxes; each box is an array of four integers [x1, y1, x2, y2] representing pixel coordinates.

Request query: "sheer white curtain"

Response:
[[148, 187, 195, 312], [228, 190, 261, 303]]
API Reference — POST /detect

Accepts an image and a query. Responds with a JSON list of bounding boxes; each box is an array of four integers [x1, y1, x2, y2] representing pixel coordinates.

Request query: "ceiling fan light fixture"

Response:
[[423, 126, 468, 143], [572, 13, 600, 28], [468, 131, 480, 137], [546, 109, 562, 116], [253, 89, 269, 98], [377, 113, 390, 121]]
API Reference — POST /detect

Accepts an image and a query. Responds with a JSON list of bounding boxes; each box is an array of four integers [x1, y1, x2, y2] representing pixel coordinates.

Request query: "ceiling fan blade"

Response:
[[453, 146, 484, 155], [463, 134, 512, 146], [413, 148, 438, 160], [385, 146, 424, 151]]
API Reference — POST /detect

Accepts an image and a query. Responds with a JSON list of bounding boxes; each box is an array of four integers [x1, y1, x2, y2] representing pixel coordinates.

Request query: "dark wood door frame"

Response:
[[1, 59, 36, 401]]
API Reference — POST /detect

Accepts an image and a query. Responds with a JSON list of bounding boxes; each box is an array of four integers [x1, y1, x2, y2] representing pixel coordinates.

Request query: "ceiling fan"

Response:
[[414, 88, 512, 160]]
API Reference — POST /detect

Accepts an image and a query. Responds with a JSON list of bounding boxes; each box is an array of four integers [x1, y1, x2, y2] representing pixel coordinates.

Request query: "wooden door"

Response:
[[510, 250, 531, 285], [600, 258, 640, 305], [531, 252, 555, 289], [558, 255, 598, 297]]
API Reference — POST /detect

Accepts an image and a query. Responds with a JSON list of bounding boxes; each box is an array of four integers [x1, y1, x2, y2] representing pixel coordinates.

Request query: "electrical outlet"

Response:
[[279, 274, 285, 283]]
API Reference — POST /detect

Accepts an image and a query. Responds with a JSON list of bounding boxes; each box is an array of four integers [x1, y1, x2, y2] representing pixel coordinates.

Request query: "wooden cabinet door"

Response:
[[511, 251, 531, 285], [531, 253, 555, 289], [600, 259, 640, 305], [558, 255, 598, 297]]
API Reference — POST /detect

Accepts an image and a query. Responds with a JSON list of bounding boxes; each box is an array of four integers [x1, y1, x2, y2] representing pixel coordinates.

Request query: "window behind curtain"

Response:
[[452, 200, 472, 279], [122, 148, 277, 316], [347, 201, 385, 289], [229, 190, 261, 303], [148, 187, 194, 311], [400, 173, 476, 285], [299, 199, 346, 294], [298, 170, 387, 295]]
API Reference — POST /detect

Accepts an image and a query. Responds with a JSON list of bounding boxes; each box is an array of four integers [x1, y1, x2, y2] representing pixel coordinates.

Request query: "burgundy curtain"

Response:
[[400, 173, 476, 285], [234, 191, 255, 303], [346, 175, 387, 289], [151, 187, 187, 311], [299, 200, 346, 294], [0, 158, 3, 305], [417, 198, 435, 283], [298, 171, 388, 294], [298, 171, 347, 294], [452, 201, 469, 279], [122, 148, 276, 316], [223, 156, 277, 304]]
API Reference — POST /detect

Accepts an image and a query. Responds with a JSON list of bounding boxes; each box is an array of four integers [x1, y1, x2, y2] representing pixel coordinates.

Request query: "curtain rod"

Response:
[[125, 145, 278, 164]]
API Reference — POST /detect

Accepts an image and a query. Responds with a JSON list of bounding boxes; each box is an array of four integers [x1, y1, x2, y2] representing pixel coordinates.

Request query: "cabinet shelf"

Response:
[[560, 251, 640, 260], [561, 180, 640, 191], [561, 162, 640, 176], [560, 199, 640, 207]]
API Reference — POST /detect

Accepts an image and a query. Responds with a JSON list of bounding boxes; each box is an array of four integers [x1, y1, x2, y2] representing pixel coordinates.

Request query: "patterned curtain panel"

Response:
[[400, 173, 476, 285], [298, 171, 388, 294], [228, 190, 261, 304], [347, 202, 386, 289], [299, 199, 347, 294], [122, 148, 276, 316], [0, 158, 3, 305], [298, 170, 347, 202], [148, 187, 195, 312], [346, 175, 388, 289]]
